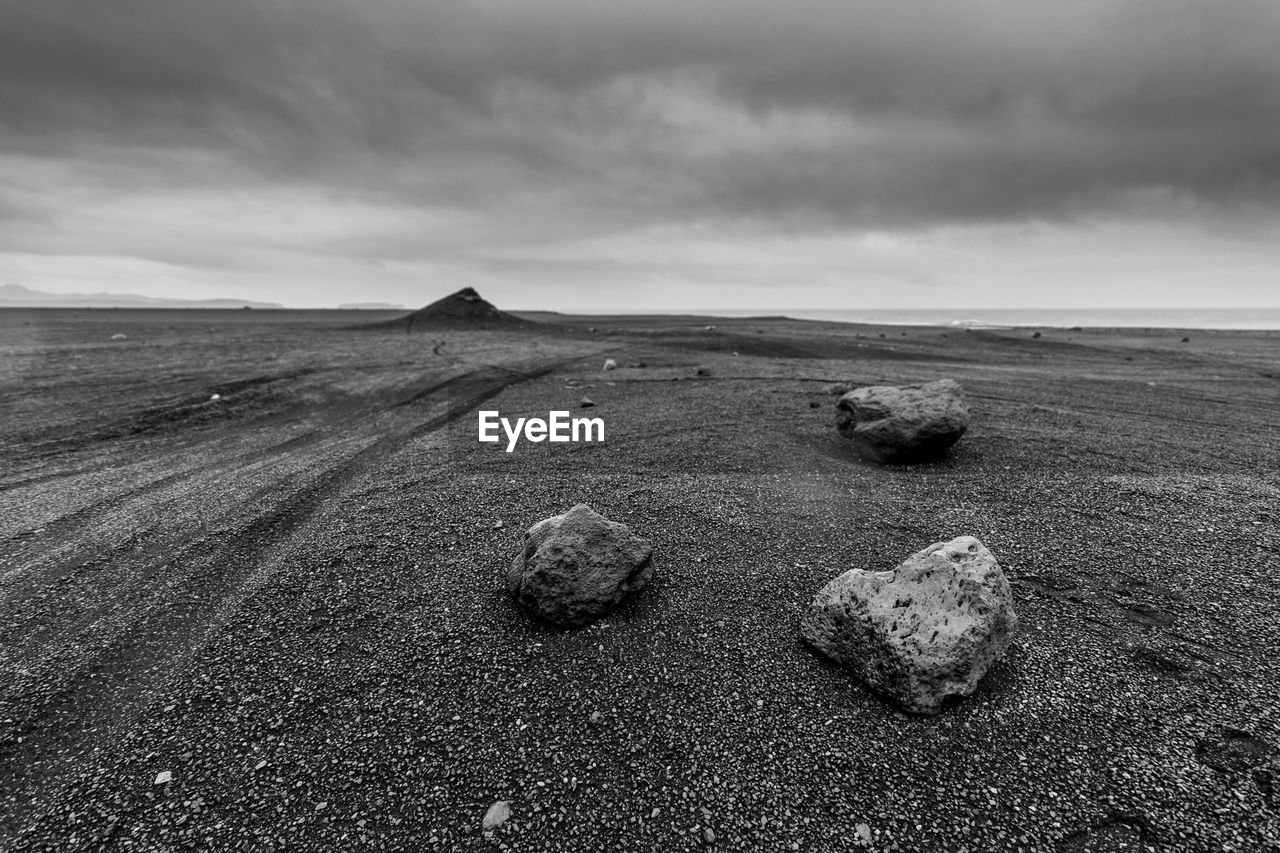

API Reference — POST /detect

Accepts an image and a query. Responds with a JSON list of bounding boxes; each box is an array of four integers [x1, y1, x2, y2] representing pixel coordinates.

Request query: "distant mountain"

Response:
[[338, 302, 406, 310], [0, 283, 283, 309], [391, 287, 532, 331]]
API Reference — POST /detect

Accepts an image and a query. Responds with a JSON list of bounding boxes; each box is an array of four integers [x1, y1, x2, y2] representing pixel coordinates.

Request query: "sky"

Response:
[[2, 0, 1279, 311]]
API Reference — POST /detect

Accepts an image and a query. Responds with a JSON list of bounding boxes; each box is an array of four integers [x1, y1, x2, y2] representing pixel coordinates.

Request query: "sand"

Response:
[[1, 308, 1277, 852]]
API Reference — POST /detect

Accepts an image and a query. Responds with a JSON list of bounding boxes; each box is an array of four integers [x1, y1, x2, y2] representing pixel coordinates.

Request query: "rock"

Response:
[[209, 393, 221, 401], [800, 536, 1017, 714], [1032, 330, 1042, 338], [603, 358, 617, 371], [482, 800, 511, 832], [835, 379, 969, 464], [855, 823, 873, 843], [696, 367, 710, 377], [580, 397, 595, 408], [508, 504, 653, 627], [809, 401, 821, 408], [111, 333, 128, 340], [154, 771, 172, 785], [703, 827, 716, 844]]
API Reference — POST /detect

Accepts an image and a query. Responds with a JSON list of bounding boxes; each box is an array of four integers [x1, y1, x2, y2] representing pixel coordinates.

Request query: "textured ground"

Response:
[[1, 308, 1278, 852]]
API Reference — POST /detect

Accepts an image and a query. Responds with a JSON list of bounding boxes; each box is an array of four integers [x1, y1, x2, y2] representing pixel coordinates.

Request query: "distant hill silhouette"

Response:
[[0, 283, 282, 309], [393, 287, 532, 331]]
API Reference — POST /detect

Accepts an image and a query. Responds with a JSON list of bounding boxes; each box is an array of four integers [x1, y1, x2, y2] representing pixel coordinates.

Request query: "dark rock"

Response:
[[508, 504, 653, 627], [835, 379, 969, 464], [800, 536, 1017, 714]]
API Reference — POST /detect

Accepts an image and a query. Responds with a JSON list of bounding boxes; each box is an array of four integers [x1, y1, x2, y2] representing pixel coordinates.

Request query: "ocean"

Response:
[[722, 308, 1280, 330]]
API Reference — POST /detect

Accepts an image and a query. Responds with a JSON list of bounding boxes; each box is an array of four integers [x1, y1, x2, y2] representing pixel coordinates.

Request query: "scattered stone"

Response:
[[209, 393, 221, 401], [588, 710, 604, 725], [855, 823, 873, 843], [800, 536, 1017, 714], [809, 401, 821, 408], [482, 800, 511, 832], [1032, 331, 1042, 338], [154, 771, 172, 786], [580, 397, 595, 408], [835, 379, 970, 464], [696, 367, 710, 377], [703, 827, 716, 844], [492, 519, 504, 530], [111, 333, 128, 340], [704, 325, 717, 331], [508, 504, 653, 627], [603, 358, 617, 371], [1181, 337, 1191, 343]]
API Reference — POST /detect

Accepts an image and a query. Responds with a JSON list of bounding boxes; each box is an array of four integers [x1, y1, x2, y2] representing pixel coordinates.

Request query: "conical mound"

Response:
[[393, 287, 530, 331]]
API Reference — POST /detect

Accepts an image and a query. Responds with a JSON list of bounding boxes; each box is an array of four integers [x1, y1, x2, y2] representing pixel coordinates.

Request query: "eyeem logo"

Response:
[[478, 410, 604, 453]]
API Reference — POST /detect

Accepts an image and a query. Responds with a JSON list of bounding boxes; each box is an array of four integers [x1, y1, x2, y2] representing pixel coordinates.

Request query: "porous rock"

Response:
[[508, 504, 653, 627], [835, 379, 969, 463], [800, 536, 1016, 714]]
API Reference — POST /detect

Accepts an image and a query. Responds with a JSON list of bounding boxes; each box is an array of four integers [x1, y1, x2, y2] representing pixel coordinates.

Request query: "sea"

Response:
[[716, 308, 1280, 330]]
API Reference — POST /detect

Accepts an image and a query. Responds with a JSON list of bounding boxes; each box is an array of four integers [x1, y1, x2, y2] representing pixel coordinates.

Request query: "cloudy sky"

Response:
[[2, 0, 1279, 311]]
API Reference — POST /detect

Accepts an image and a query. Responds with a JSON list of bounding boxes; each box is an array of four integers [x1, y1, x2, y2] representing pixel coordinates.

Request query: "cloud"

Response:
[[1, 0, 1279, 305]]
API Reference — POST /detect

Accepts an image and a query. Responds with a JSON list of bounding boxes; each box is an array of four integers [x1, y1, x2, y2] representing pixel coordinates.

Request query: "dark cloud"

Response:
[[2, 0, 1279, 275]]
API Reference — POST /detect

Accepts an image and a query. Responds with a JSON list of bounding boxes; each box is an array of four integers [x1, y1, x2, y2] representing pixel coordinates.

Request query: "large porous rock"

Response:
[[835, 379, 969, 463], [800, 536, 1016, 714], [508, 504, 653, 627]]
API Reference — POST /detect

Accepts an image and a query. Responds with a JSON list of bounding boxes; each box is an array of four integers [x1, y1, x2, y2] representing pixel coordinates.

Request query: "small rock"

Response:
[[492, 519, 504, 529], [835, 379, 969, 464], [800, 536, 1017, 714], [580, 397, 595, 408], [856, 823, 872, 842], [508, 504, 653, 627], [588, 710, 604, 725], [1032, 331, 1042, 338], [703, 827, 716, 844], [1181, 337, 1191, 343], [111, 333, 128, 340], [254, 760, 268, 771], [482, 800, 511, 832], [696, 367, 710, 377], [209, 393, 221, 401], [154, 771, 172, 786], [314, 801, 327, 812], [602, 358, 617, 371], [809, 401, 821, 408]]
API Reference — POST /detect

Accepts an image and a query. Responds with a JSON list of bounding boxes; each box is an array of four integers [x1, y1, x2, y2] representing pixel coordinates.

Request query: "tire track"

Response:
[[0, 349, 611, 840]]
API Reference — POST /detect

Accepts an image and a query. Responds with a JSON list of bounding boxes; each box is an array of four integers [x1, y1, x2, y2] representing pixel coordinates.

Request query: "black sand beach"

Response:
[[1, 308, 1277, 852]]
